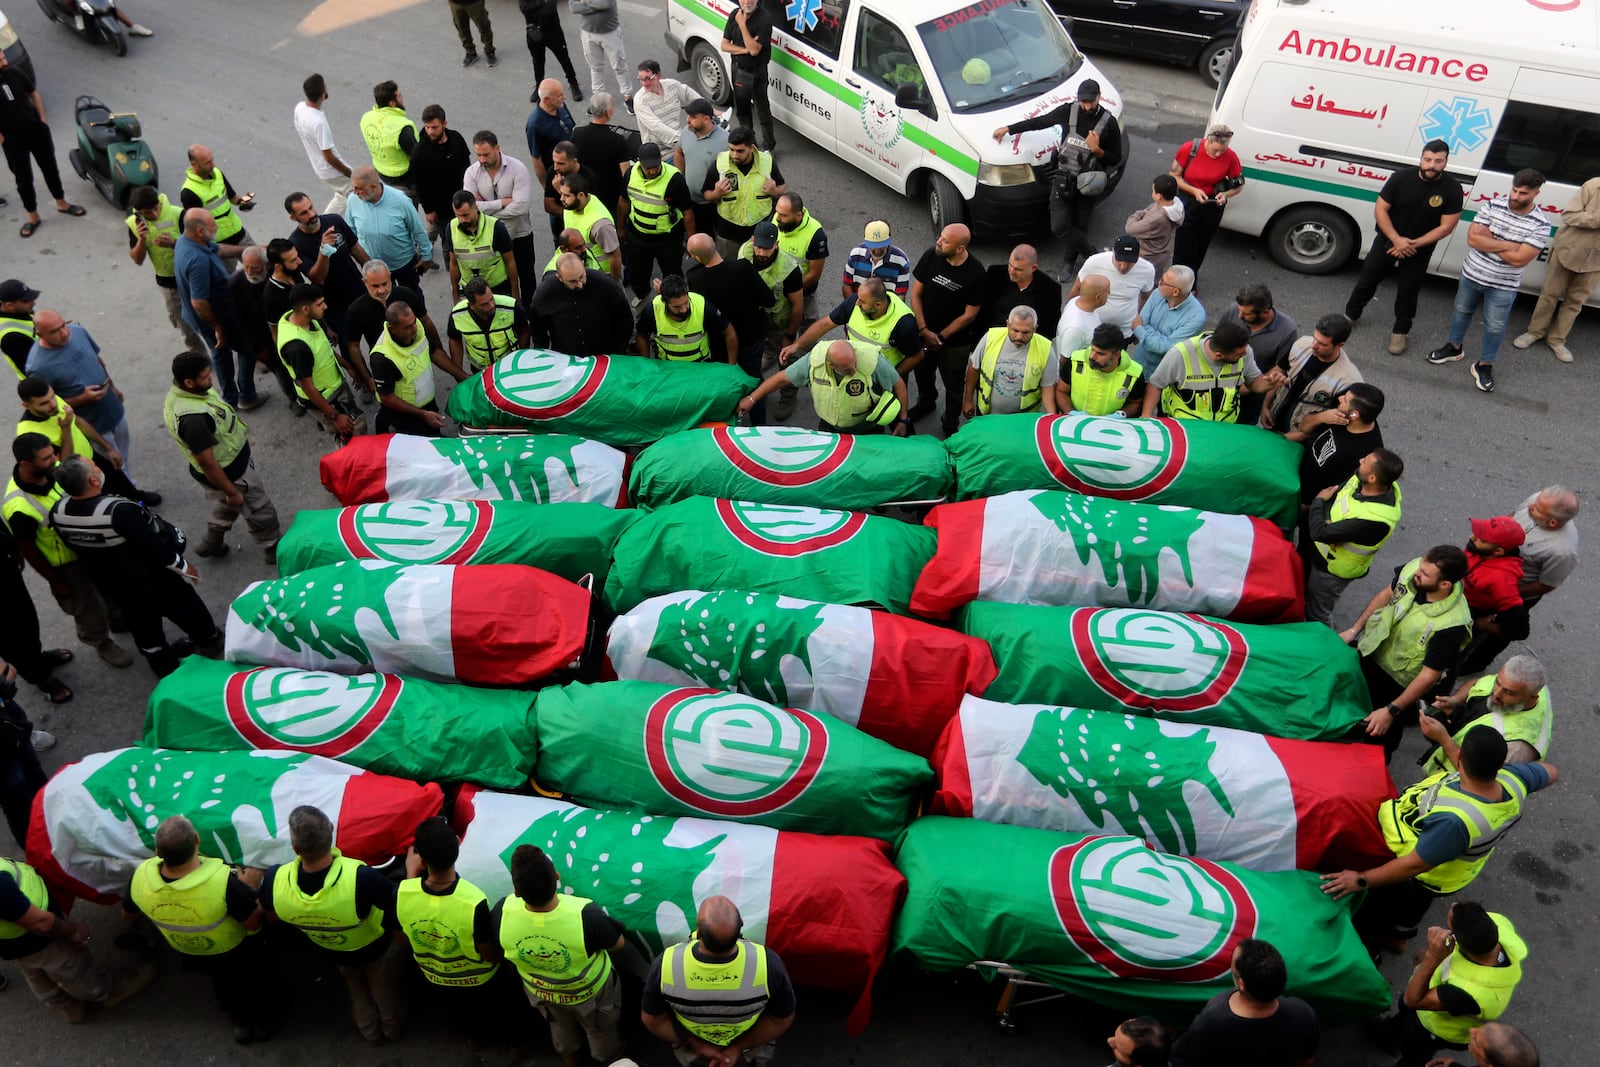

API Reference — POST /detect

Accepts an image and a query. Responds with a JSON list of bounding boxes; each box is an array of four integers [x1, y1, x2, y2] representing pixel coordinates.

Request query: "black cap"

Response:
[[1112, 235, 1140, 262], [685, 99, 714, 117], [1077, 79, 1101, 102], [751, 221, 779, 249], [638, 142, 662, 164], [0, 279, 41, 302]]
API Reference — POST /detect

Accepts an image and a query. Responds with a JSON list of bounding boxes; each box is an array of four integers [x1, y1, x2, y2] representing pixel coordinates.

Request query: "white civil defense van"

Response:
[[666, 0, 1127, 234], [1212, 0, 1600, 302]]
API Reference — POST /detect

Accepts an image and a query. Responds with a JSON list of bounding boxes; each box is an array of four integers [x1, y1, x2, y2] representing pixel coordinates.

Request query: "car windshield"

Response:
[[916, 0, 1082, 113]]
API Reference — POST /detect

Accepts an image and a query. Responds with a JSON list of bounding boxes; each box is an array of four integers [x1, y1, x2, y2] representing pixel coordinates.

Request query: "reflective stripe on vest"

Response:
[[130, 856, 247, 956], [360, 107, 416, 178], [371, 327, 437, 407], [627, 162, 684, 236], [844, 292, 913, 367], [3, 476, 75, 566], [808, 340, 880, 427], [270, 852, 387, 952], [450, 297, 520, 369], [1360, 558, 1473, 686], [564, 195, 615, 254], [498, 893, 613, 1005], [1378, 769, 1529, 893], [650, 293, 711, 361], [49, 494, 130, 550], [1417, 912, 1526, 1044], [0, 316, 37, 379], [1068, 349, 1141, 415], [1160, 333, 1244, 422], [660, 939, 771, 1046], [451, 219, 509, 286], [1314, 475, 1402, 579], [743, 245, 802, 330], [162, 385, 248, 474], [276, 313, 347, 401], [126, 195, 184, 279], [714, 150, 774, 227], [180, 168, 242, 242], [975, 328, 1051, 414], [0, 858, 49, 940], [395, 877, 499, 986]]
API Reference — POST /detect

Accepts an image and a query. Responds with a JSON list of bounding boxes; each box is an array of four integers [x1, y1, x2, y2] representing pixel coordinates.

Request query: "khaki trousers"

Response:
[[337, 942, 410, 1041], [202, 455, 283, 546], [1527, 257, 1600, 347], [528, 969, 624, 1059], [17, 939, 112, 1009]]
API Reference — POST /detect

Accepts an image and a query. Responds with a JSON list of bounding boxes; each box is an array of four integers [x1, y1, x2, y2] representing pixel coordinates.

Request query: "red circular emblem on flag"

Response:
[[1071, 607, 1249, 712], [711, 426, 855, 486], [715, 499, 867, 557], [1035, 415, 1189, 499], [224, 667, 404, 758]]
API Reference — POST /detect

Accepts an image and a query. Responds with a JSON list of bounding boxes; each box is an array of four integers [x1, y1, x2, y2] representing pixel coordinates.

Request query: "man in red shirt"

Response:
[[1462, 515, 1527, 659]]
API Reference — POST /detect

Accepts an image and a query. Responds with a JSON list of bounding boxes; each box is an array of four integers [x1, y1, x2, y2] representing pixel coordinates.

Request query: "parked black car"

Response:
[[1051, 0, 1241, 87]]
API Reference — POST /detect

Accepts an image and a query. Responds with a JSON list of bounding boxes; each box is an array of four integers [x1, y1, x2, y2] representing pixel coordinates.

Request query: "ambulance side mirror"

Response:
[[895, 82, 935, 120]]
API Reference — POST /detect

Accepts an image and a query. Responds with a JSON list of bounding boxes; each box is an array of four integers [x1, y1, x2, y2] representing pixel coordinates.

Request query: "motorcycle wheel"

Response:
[[98, 15, 127, 55], [35, 0, 58, 22]]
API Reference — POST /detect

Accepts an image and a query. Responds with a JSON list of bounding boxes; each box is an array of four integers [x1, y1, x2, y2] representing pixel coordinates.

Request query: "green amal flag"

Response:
[[946, 414, 1302, 528], [893, 817, 1391, 1024], [445, 349, 756, 447], [531, 680, 931, 840], [628, 426, 954, 511], [276, 499, 635, 586], [603, 497, 936, 616], [959, 602, 1370, 740], [145, 658, 539, 789]]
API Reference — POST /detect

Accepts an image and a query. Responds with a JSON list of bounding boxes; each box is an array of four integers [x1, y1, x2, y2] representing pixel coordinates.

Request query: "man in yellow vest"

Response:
[[178, 144, 254, 255], [276, 284, 368, 445], [1398, 901, 1527, 1065], [1340, 545, 1473, 762], [560, 172, 623, 281], [641, 895, 797, 1067], [0, 279, 41, 379], [772, 192, 829, 323], [962, 305, 1058, 418], [780, 275, 923, 380], [358, 80, 419, 193], [163, 353, 283, 563], [740, 339, 909, 435], [624, 142, 696, 303], [126, 186, 206, 355], [741, 222, 804, 361], [1424, 655, 1552, 777], [1304, 447, 1404, 626], [371, 302, 468, 435], [449, 277, 529, 373], [1322, 719, 1556, 958], [259, 805, 407, 1044], [704, 126, 784, 262], [634, 274, 736, 363], [16, 374, 150, 504], [448, 191, 520, 302], [496, 844, 630, 1067], [1055, 322, 1145, 417], [544, 227, 600, 278], [1140, 321, 1285, 421], [120, 815, 271, 1043], [6, 434, 131, 667]]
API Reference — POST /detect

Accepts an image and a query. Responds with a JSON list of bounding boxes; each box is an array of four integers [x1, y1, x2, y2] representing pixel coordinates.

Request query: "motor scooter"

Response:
[[67, 96, 157, 208], [35, 0, 128, 56]]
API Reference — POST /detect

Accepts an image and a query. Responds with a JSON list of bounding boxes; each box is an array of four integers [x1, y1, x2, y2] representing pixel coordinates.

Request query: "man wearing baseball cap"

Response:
[[1069, 235, 1155, 332], [0, 279, 42, 380], [842, 220, 911, 300], [1461, 516, 1528, 650]]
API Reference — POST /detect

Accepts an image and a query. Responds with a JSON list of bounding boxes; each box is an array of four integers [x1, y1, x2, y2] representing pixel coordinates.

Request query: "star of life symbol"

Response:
[[1418, 97, 1493, 153], [786, 0, 822, 32]]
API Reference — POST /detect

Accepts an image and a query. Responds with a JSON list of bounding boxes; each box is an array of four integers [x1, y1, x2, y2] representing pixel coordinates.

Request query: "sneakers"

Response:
[[96, 640, 134, 668], [128, 23, 153, 36], [1426, 343, 1464, 364], [462, 52, 479, 67], [101, 962, 158, 1009], [1387, 333, 1407, 355], [30, 729, 56, 752], [1551, 343, 1574, 363], [236, 395, 269, 411], [1512, 331, 1538, 349], [194, 528, 229, 558], [1470, 361, 1496, 393]]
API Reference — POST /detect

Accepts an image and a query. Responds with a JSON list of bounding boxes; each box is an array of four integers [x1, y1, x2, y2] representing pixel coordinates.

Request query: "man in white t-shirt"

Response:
[[294, 73, 354, 216], [1052, 273, 1107, 366], [1070, 235, 1155, 331]]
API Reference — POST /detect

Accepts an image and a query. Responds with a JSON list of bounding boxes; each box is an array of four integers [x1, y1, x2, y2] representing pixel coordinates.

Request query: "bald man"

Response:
[[174, 208, 262, 410], [740, 337, 909, 436], [1438, 1021, 1540, 1067], [909, 223, 986, 436], [686, 231, 772, 393], [369, 301, 466, 436], [984, 243, 1062, 338], [1053, 273, 1110, 367], [24, 309, 136, 479], [642, 895, 797, 1066], [528, 252, 633, 356], [178, 144, 254, 254]]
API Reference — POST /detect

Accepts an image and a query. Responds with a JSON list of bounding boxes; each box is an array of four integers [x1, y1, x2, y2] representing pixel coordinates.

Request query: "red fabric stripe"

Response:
[[449, 566, 592, 685], [26, 770, 103, 908], [1266, 736, 1397, 871], [767, 831, 906, 1035], [333, 774, 445, 863], [927, 713, 975, 818], [857, 611, 998, 757], [908, 500, 986, 619], [1235, 517, 1306, 623], [318, 435, 395, 505]]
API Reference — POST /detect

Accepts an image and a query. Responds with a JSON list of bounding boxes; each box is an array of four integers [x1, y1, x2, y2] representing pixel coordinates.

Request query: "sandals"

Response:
[[41, 677, 73, 704], [58, 203, 87, 217], [19, 220, 39, 238]]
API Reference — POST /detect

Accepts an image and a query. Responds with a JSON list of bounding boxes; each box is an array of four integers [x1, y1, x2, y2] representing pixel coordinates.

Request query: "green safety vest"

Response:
[[775, 208, 822, 280], [659, 938, 771, 1046], [0, 315, 36, 380], [276, 313, 346, 402], [740, 244, 802, 331], [650, 293, 711, 362], [370, 327, 436, 408], [162, 384, 248, 475], [498, 893, 614, 1005], [1417, 912, 1527, 1044], [1357, 557, 1474, 687], [1315, 476, 1403, 580], [974, 328, 1052, 414], [360, 106, 416, 178], [844, 291, 913, 367], [126, 194, 184, 279], [563, 195, 615, 256], [1159, 333, 1245, 423], [714, 149, 774, 228], [1067, 348, 1142, 416], [4, 473, 75, 567], [1379, 768, 1529, 893], [808, 339, 880, 427], [270, 850, 387, 952], [451, 217, 509, 287], [180, 167, 243, 243], [626, 162, 685, 236], [17, 397, 94, 463], [451, 296, 520, 370], [395, 877, 499, 987], [130, 856, 247, 957], [1423, 677, 1554, 776], [0, 858, 48, 940]]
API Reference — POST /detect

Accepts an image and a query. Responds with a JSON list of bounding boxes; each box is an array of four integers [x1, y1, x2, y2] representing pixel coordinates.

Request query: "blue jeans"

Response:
[[1446, 276, 1517, 364]]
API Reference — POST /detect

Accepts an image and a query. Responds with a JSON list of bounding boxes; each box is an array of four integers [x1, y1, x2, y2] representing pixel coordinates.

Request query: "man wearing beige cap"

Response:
[[842, 220, 911, 299]]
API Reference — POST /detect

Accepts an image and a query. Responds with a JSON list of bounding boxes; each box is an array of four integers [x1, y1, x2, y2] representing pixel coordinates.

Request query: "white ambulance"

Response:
[[665, 0, 1128, 234], [1212, 0, 1599, 299]]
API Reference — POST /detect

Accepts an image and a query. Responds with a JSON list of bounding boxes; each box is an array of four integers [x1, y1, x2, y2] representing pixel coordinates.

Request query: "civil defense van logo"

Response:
[[644, 688, 828, 817], [339, 500, 495, 565], [482, 349, 608, 419], [712, 426, 855, 486], [1051, 837, 1258, 981], [715, 499, 867, 556], [225, 667, 403, 758], [1036, 415, 1188, 498], [1073, 608, 1248, 712]]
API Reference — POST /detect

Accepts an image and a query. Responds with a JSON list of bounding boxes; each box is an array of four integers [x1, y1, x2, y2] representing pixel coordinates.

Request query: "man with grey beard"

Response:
[[1422, 655, 1553, 773], [227, 246, 297, 405]]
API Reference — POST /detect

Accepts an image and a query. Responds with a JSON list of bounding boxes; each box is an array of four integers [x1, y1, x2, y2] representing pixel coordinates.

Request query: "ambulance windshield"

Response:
[[917, 0, 1082, 112]]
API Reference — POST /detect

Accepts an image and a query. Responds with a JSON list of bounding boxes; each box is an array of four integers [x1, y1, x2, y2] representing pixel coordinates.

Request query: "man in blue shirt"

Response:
[[347, 167, 434, 311], [173, 209, 262, 410], [1129, 264, 1206, 378], [526, 79, 577, 238], [25, 310, 135, 474]]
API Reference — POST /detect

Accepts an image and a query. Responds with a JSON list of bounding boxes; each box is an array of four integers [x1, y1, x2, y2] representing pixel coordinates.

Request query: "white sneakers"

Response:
[[1513, 332, 1575, 362], [129, 23, 153, 36]]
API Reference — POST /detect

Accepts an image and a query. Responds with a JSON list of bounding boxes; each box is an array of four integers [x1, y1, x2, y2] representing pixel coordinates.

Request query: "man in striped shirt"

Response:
[[1427, 169, 1549, 394], [842, 220, 912, 299]]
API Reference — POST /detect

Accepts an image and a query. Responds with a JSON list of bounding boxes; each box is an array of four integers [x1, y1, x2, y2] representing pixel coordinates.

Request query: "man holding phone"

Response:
[[179, 145, 255, 259]]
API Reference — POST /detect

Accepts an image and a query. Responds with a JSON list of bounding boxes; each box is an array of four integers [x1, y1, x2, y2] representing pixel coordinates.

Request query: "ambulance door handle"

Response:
[[818, 62, 834, 73], [845, 77, 862, 88]]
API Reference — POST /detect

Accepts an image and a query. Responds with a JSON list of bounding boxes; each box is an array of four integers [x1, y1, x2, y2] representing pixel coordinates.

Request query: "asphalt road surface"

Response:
[[0, 1, 1593, 1063]]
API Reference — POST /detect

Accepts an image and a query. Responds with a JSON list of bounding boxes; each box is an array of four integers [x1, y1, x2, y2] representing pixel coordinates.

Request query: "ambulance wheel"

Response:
[[1264, 205, 1357, 275], [689, 41, 733, 107], [926, 173, 969, 233]]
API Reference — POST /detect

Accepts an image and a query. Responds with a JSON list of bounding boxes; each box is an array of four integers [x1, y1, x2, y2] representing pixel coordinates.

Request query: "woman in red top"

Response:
[[1169, 123, 1245, 283]]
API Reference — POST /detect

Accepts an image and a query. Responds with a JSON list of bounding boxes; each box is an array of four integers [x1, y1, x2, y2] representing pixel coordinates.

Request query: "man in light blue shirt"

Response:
[[348, 167, 433, 310], [172, 209, 261, 410], [26, 309, 133, 473], [1129, 264, 1206, 378]]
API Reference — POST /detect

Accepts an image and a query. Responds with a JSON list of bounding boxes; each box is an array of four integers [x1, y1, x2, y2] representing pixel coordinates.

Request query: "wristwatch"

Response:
[[1386, 703, 1402, 717], [1356, 873, 1369, 890]]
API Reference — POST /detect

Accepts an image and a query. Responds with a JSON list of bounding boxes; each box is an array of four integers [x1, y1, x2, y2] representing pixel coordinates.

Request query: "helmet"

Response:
[[1076, 170, 1108, 196], [867, 390, 902, 427]]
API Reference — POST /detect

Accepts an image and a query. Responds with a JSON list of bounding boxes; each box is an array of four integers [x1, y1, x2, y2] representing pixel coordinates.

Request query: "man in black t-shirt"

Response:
[[1343, 140, 1464, 354], [285, 192, 369, 347], [1169, 939, 1318, 1067], [1290, 381, 1385, 503], [908, 224, 986, 435], [0, 54, 85, 237], [722, 0, 775, 149]]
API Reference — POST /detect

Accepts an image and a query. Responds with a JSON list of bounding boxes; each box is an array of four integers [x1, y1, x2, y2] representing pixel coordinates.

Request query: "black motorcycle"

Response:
[[35, 0, 129, 56]]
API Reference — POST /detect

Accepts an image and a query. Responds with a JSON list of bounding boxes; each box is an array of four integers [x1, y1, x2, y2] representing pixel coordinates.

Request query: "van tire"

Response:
[[1198, 37, 1234, 89], [689, 41, 733, 107], [926, 173, 969, 232], [1264, 205, 1357, 275]]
